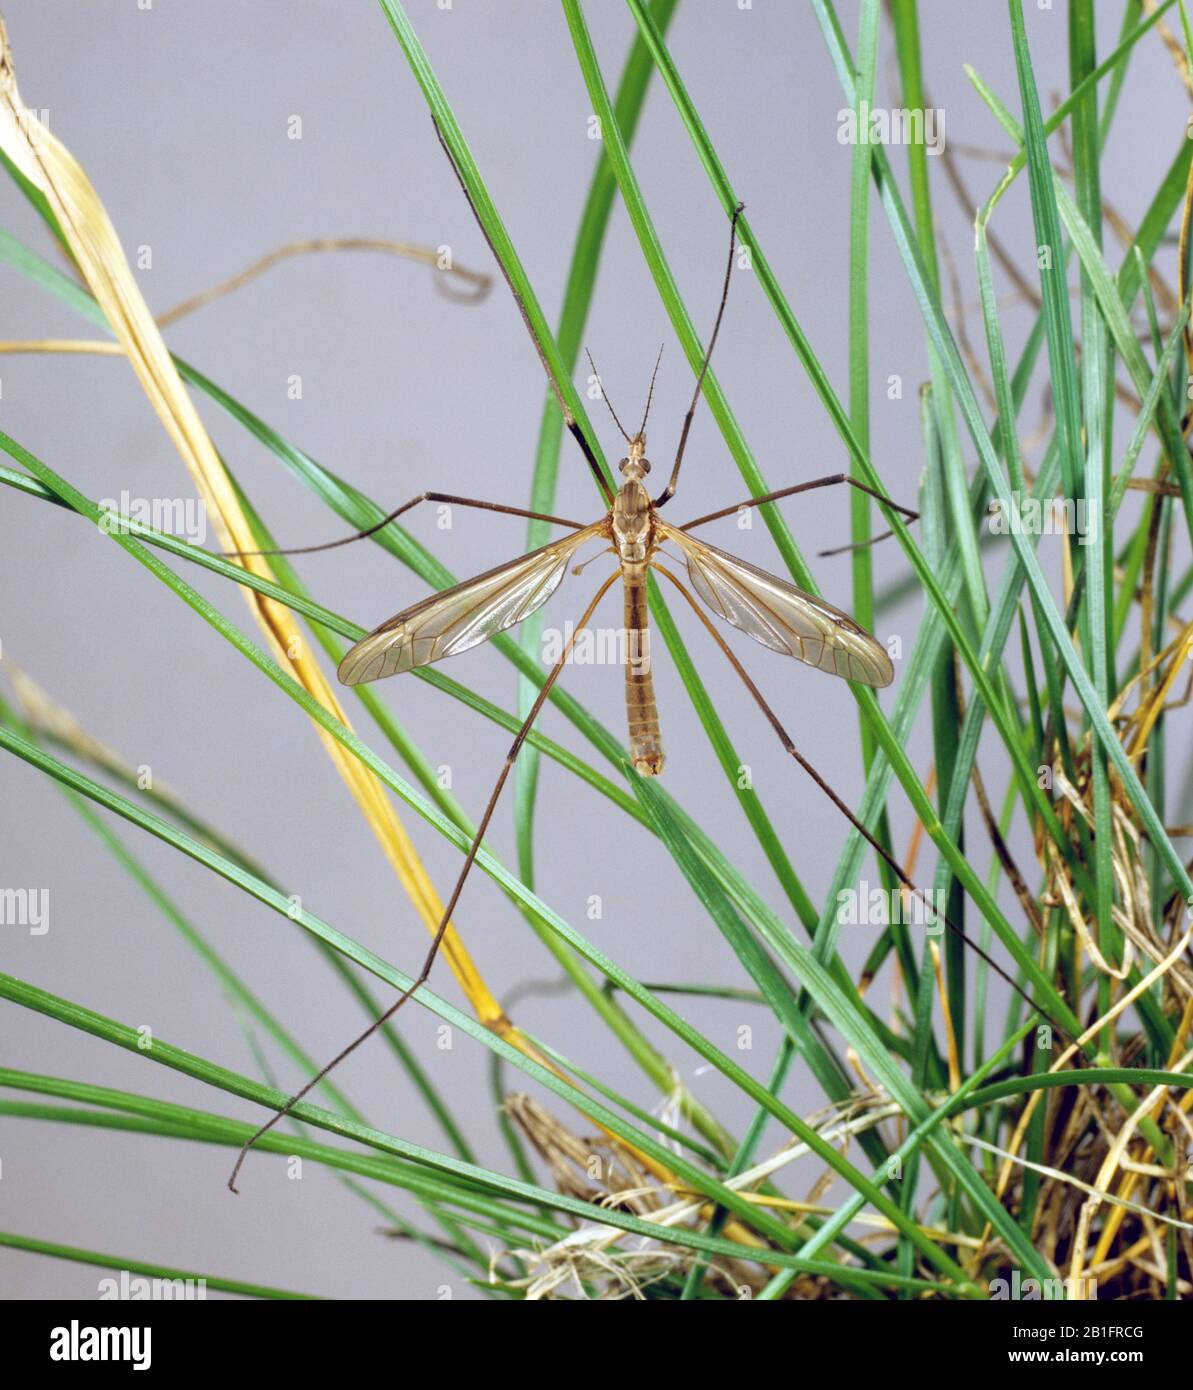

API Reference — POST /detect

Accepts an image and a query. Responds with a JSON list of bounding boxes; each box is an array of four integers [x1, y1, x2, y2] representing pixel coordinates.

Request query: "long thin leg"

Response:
[[653, 202, 746, 511], [818, 530, 894, 559], [226, 492, 588, 559], [227, 567, 621, 1192], [431, 118, 615, 506], [650, 560, 1071, 1042], [678, 474, 919, 533]]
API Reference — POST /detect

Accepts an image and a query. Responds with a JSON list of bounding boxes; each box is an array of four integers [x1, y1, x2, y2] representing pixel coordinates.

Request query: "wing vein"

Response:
[[657, 521, 892, 688], [339, 522, 606, 684]]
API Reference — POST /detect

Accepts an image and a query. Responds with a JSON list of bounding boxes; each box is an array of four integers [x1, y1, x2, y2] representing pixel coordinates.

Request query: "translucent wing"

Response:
[[657, 521, 893, 688], [339, 523, 605, 685]]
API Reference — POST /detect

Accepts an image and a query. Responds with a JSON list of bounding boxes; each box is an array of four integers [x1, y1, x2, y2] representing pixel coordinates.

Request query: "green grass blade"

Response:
[[0, 1229, 318, 1301], [515, 0, 679, 895]]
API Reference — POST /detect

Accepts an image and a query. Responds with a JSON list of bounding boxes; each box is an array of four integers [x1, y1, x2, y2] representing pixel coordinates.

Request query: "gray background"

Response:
[[0, 1, 1187, 1299]]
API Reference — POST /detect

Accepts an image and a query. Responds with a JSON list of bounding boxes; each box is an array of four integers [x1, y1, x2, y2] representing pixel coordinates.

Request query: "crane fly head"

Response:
[[619, 432, 651, 480]]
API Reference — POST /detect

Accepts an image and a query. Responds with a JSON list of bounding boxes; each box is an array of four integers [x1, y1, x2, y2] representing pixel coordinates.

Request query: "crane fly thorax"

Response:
[[612, 436, 655, 564]]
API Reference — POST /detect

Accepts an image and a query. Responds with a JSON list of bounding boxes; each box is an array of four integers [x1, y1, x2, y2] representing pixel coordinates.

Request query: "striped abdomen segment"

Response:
[[623, 570, 664, 776]]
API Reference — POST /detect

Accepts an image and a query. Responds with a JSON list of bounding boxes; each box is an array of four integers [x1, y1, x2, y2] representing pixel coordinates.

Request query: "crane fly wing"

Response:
[[657, 521, 893, 688], [339, 522, 606, 685]]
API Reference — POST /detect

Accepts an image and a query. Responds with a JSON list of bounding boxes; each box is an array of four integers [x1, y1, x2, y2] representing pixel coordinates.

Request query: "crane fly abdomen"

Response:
[[612, 439, 663, 774], [622, 565, 664, 776]]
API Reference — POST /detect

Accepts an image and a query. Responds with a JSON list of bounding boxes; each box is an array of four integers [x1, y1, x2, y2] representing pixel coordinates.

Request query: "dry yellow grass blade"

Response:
[[1091, 1000, 1193, 1265], [1066, 1037, 1193, 1296], [0, 16, 501, 1027], [0, 23, 738, 1221], [1127, 618, 1193, 762], [0, 339, 123, 355], [968, 922, 1193, 1277], [1081, 1002, 1193, 1277], [0, 26, 772, 1244]]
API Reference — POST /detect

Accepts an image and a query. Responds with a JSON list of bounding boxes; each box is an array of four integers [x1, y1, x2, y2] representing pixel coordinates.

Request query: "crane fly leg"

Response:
[[818, 530, 895, 559], [225, 491, 588, 559], [227, 568, 621, 1192], [648, 559, 1063, 1036], [678, 474, 919, 534], [653, 203, 746, 511]]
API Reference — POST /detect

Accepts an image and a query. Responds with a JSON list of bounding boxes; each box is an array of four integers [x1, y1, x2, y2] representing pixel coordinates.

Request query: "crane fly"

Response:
[[226, 128, 1058, 1193], [336, 432, 901, 765]]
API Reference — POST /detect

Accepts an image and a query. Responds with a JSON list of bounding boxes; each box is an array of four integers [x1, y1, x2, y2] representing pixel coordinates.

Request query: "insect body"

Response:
[[611, 437, 663, 775], [335, 421, 898, 777]]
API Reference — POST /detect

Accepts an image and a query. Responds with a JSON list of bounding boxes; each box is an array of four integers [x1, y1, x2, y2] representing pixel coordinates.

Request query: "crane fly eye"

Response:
[[639, 458, 651, 474]]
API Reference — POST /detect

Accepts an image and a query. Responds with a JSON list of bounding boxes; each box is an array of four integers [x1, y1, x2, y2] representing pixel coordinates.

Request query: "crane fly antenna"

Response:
[[638, 343, 665, 437], [227, 568, 621, 1192], [585, 349, 632, 444], [654, 202, 746, 510]]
